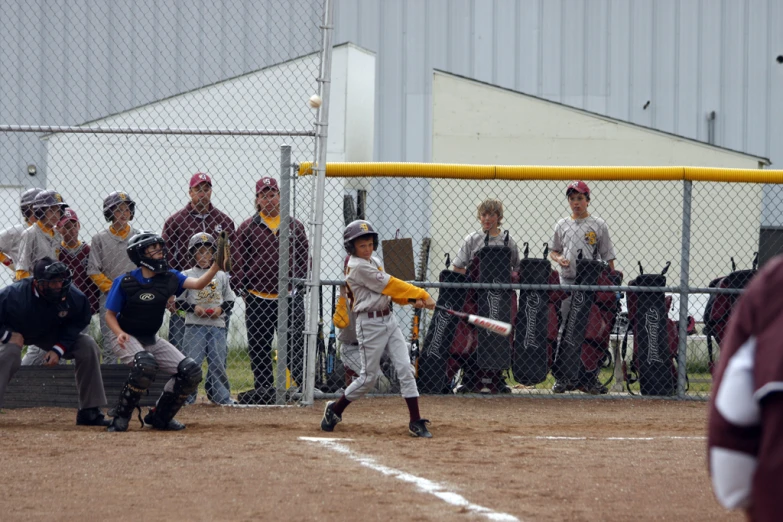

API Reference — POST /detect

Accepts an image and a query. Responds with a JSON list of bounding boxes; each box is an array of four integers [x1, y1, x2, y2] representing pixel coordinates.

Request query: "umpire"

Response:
[[0, 257, 109, 425]]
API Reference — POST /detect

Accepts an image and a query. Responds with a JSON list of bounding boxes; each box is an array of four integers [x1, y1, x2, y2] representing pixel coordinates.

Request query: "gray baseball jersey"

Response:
[[176, 267, 235, 327], [452, 230, 521, 270], [550, 215, 616, 282], [17, 223, 62, 272], [345, 254, 394, 313], [87, 227, 140, 282], [0, 223, 27, 263]]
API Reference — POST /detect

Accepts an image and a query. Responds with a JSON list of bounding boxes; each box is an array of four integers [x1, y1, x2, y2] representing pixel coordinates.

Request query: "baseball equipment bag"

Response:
[[475, 232, 514, 371], [216, 230, 231, 272], [512, 243, 555, 385], [418, 254, 468, 394], [703, 253, 757, 374], [624, 262, 676, 396], [553, 252, 606, 384]]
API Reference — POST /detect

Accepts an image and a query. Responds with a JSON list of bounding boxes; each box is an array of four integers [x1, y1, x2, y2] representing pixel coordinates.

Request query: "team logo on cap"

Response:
[[263, 178, 272, 185], [201, 234, 208, 242], [360, 223, 369, 232], [199, 174, 207, 181], [54, 193, 63, 203], [119, 192, 127, 200]]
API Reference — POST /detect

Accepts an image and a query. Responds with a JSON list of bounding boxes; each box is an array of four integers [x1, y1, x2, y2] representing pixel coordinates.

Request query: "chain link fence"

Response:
[[0, 0, 329, 406], [298, 165, 782, 400]]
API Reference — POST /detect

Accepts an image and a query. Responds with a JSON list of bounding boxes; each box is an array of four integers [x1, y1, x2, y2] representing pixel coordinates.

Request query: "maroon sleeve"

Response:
[[231, 219, 248, 294], [749, 393, 783, 521], [161, 213, 183, 272]]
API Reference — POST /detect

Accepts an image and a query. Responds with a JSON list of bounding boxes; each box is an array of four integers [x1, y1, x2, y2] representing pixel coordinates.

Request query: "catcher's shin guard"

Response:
[[475, 243, 513, 371], [512, 258, 552, 385], [107, 351, 159, 432], [418, 268, 468, 394], [145, 357, 202, 430], [554, 258, 604, 384]]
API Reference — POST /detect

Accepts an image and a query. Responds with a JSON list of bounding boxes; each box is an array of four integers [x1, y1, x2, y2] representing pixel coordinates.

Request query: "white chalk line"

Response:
[[511, 435, 707, 441], [300, 437, 520, 522]]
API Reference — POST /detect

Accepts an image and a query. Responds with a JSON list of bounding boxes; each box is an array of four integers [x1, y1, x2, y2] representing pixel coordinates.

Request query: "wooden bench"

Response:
[[3, 364, 167, 409]]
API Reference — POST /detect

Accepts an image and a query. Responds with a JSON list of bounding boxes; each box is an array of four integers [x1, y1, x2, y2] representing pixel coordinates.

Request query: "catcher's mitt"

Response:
[[216, 230, 232, 272]]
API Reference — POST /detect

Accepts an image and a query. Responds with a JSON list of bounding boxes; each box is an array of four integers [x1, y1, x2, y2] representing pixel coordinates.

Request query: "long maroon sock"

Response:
[[331, 395, 351, 417], [405, 397, 421, 423]]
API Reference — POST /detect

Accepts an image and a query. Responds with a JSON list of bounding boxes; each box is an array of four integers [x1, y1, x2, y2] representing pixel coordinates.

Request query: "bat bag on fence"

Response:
[[512, 258, 553, 385], [475, 240, 514, 371], [703, 253, 757, 374], [624, 265, 676, 396], [418, 268, 469, 394], [553, 258, 605, 385]]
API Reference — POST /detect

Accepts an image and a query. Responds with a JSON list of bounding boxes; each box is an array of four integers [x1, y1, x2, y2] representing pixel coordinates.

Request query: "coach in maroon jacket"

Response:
[[162, 173, 235, 349], [708, 255, 783, 521], [233, 177, 309, 404]]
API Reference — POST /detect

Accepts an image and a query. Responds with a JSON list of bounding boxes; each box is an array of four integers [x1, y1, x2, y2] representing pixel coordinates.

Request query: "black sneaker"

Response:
[[320, 401, 342, 432], [107, 416, 130, 432], [236, 388, 275, 405], [552, 380, 576, 394], [143, 410, 186, 431], [76, 407, 111, 427], [578, 381, 609, 395], [409, 419, 432, 438]]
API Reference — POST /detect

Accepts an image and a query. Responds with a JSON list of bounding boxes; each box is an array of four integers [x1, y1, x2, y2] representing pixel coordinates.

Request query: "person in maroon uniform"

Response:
[[708, 255, 783, 521], [162, 172, 235, 349], [57, 209, 100, 316]]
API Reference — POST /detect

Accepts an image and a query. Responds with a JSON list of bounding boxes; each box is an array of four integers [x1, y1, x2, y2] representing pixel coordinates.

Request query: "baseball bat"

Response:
[[432, 304, 512, 337]]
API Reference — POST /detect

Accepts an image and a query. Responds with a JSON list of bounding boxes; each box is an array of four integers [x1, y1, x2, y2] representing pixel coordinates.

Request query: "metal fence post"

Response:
[[677, 179, 693, 398], [276, 144, 292, 405]]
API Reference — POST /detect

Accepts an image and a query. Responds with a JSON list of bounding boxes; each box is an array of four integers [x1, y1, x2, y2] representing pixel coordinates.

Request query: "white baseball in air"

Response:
[[308, 94, 322, 109]]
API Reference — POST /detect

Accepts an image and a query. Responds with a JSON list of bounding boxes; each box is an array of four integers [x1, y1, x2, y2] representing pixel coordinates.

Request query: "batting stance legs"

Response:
[[106, 335, 202, 432]]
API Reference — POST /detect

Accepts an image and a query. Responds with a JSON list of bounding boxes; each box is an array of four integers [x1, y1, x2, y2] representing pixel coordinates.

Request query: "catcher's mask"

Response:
[[343, 220, 379, 254], [188, 232, 216, 257], [128, 231, 169, 274], [33, 258, 73, 304]]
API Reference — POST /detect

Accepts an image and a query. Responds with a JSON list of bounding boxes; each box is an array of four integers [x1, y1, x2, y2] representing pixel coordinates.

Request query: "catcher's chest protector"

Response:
[[475, 245, 513, 371], [627, 273, 674, 396], [555, 258, 605, 384], [418, 269, 469, 394], [513, 258, 554, 385]]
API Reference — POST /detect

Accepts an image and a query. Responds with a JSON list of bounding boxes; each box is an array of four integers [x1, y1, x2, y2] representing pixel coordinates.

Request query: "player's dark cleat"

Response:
[[236, 388, 275, 405], [578, 380, 609, 395], [552, 380, 576, 393], [497, 383, 513, 394], [320, 401, 342, 432], [143, 410, 186, 431], [107, 415, 131, 432], [76, 407, 111, 427], [409, 418, 432, 438]]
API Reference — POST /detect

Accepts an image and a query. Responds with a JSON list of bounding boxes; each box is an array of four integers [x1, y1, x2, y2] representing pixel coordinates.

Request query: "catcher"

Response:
[[103, 230, 230, 432]]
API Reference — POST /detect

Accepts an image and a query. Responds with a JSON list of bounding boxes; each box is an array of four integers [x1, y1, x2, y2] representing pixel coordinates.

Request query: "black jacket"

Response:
[[0, 278, 91, 356]]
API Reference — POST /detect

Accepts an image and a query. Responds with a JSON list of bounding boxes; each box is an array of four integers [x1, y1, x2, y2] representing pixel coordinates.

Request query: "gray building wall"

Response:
[[2, 0, 782, 217]]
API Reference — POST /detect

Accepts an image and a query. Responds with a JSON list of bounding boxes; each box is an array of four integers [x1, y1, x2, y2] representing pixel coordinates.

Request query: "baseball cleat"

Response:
[[76, 407, 111, 427], [409, 419, 432, 438], [143, 410, 186, 431], [578, 380, 609, 395], [106, 416, 130, 432], [552, 380, 576, 394], [320, 401, 342, 432]]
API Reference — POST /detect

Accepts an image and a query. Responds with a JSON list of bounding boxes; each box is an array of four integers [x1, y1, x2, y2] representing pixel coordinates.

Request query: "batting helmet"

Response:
[[127, 231, 169, 274], [33, 257, 73, 304], [103, 191, 136, 222], [188, 232, 216, 255], [343, 220, 379, 254], [32, 190, 68, 220], [20, 187, 43, 219]]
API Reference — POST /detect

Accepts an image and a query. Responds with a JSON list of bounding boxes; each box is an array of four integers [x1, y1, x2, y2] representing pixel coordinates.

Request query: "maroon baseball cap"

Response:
[[57, 208, 79, 227], [189, 172, 212, 188], [256, 177, 279, 193], [566, 180, 590, 197]]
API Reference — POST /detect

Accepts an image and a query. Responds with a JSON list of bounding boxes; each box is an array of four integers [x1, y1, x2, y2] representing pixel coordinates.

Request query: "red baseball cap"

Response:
[[189, 172, 212, 188], [256, 177, 279, 193], [57, 208, 79, 227], [566, 180, 590, 196]]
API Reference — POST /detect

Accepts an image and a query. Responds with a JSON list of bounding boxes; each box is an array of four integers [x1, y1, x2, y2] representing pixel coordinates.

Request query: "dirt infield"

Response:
[[0, 397, 738, 521]]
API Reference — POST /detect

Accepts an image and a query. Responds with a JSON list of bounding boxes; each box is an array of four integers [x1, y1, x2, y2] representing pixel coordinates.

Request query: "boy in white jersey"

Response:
[[88, 191, 141, 363], [549, 180, 617, 394], [16, 190, 67, 280], [321, 220, 436, 438]]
